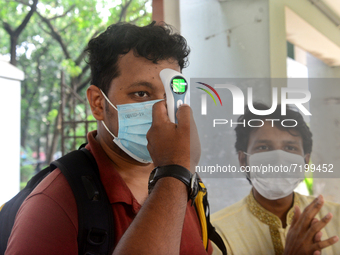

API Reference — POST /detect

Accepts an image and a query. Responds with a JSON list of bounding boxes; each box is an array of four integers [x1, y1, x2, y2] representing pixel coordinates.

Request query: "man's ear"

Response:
[[87, 85, 105, 120], [304, 153, 311, 164], [238, 151, 247, 167]]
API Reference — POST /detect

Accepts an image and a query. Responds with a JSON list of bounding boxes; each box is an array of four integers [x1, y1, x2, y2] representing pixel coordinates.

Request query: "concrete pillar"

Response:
[[152, 0, 181, 33], [152, 0, 164, 23], [164, 0, 180, 33]]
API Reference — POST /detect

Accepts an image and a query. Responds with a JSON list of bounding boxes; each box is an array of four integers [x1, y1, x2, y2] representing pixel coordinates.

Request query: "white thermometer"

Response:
[[159, 68, 189, 123]]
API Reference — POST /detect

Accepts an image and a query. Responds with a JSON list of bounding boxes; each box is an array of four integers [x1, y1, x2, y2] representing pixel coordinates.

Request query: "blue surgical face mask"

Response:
[[100, 90, 162, 163]]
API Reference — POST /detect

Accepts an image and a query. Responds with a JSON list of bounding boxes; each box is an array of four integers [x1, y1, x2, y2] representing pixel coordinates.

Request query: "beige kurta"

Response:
[[211, 191, 340, 255]]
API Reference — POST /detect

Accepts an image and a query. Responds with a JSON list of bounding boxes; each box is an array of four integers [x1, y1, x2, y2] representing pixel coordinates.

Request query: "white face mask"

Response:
[[246, 150, 305, 200]]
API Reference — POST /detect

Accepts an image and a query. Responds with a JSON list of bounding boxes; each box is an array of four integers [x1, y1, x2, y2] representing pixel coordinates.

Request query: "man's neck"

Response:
[[96, 132, 154, 205], [252, 188, 294, 228]]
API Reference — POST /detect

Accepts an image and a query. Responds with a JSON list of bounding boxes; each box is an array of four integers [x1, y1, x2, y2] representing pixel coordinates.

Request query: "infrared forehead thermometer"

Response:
[[159, 68, 189, 123]]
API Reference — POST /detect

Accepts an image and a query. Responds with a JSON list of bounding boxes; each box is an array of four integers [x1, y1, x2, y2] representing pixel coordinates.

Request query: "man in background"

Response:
[[212, 103, 340, 255]]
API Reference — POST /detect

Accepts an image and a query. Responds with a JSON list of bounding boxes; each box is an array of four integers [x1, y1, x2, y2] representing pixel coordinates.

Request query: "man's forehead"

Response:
[[248, 123, 302, 143], [126, 81, 155, 89], [252, 139, 301, 144], [119, 50, 180, 69], [107, 51, 180, 95]]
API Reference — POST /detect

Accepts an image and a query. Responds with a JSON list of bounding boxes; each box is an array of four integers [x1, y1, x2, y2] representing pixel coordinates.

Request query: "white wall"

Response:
[[181, 0, 271, 79], [0, 60, 24, 206]]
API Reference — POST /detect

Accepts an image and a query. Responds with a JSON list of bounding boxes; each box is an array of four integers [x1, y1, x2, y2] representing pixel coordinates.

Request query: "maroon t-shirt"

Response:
[[6, 131, 212, 255]]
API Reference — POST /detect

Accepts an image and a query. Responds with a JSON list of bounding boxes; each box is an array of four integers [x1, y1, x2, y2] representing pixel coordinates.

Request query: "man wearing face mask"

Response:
[[5, 22, 210, 255], [211, 103, 340, 255]]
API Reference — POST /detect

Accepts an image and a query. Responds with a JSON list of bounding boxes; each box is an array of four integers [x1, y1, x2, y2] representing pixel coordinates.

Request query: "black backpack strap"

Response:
[[51, 148, 114, 255], [203, 194, 227, 255], [207, 220, 227, 255], [0, 167, 52, 255]]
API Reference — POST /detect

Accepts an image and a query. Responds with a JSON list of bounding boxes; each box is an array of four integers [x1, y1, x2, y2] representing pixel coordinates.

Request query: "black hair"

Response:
[[234, 103, 313, 155], [85, 21, 190, 94]]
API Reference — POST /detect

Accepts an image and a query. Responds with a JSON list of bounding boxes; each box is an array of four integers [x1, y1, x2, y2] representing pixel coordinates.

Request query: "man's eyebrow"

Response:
[[283, 140, 299, 144], [127, 81, 155, 89], [253, 139, 273, 144], [254, 139, 300, 144]]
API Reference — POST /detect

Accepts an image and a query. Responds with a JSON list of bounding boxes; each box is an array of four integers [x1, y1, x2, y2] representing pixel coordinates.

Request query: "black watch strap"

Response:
[[148, 165, 198, 201]]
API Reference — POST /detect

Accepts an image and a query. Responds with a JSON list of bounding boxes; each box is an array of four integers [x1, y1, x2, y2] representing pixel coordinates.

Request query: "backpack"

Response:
[[0, 147, 226, 255]]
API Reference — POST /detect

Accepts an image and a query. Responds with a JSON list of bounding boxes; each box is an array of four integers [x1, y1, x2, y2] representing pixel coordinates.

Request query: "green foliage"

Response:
[[20, 165, 35, 189], [20, 146, 36, 189], [47, 109, 59, 123], [62, 59, 82, 77]]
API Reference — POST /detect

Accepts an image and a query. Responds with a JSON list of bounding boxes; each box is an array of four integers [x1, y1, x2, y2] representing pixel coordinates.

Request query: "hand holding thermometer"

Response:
[[159, 68, 189, 123]]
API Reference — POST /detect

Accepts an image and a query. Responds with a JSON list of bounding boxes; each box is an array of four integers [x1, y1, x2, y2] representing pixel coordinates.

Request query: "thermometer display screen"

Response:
[[172, 78, 187, 94]]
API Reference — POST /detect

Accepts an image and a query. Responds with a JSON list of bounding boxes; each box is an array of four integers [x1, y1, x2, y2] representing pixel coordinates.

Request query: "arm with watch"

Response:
[[147, 68, 199, 203], [112, 101, 203, 255]]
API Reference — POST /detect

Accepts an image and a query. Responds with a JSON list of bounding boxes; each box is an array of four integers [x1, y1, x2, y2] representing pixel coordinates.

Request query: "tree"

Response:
[[0, 0, 38, 66]]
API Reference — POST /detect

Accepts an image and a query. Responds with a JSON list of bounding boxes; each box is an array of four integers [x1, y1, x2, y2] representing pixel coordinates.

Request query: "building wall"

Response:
[[181, 0, 271, 79]]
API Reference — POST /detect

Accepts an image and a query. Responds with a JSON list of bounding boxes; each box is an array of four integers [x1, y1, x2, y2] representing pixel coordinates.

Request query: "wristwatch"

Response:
[[148, 165, 199, 202]]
